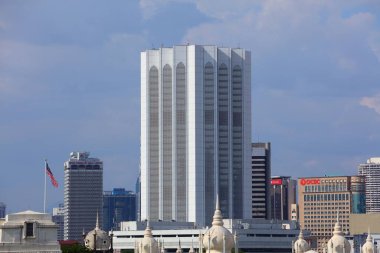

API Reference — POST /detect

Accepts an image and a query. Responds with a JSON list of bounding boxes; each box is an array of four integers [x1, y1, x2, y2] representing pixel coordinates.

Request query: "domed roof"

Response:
[[294, 230, 310, 253], [362, 229, 375, 253], [202, 195, 235, 253], [327, 212, 351, 253], [84, 213, 111, 251], [137, 221, 159, 253]]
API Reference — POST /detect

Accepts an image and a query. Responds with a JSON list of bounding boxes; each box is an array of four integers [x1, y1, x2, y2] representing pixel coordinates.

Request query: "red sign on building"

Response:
[[271, 178, 283, 185], [300, 178, 320, 186]]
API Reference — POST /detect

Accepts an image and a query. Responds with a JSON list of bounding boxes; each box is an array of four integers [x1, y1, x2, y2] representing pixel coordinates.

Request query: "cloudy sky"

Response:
[[1, 0, 380, 213]]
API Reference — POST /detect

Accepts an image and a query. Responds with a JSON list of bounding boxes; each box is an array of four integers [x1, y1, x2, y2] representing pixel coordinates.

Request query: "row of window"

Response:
[[304, 193, 350, 201], [304, 184, 348, 193], [304, 209, 349, 215], [304, 202, 348, 206], [304, 220, 349, 224]]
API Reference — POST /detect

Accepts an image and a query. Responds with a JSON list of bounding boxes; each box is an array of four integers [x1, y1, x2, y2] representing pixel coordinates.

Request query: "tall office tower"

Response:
[[64, 152, 103, 240], [298, 175, 365, 252], [270, 176, 296, 220], [135, 175, 141, 222], [52, 203, 64, 240], [0, 202, 5, 218], [141, 45, 252, 226], [358, 157, 380, 213], [251, 142, 271, 219], [103, 188, 136, 231]]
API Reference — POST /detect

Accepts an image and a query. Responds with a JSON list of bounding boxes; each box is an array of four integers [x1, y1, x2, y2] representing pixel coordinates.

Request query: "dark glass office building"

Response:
[[103, 188, 136, 231]]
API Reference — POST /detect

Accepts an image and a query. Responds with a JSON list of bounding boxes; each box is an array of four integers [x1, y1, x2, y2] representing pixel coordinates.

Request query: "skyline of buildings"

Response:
[[140, 45, 252, 226], [2, 41, 379, 252], [63, 152, 103, 240]]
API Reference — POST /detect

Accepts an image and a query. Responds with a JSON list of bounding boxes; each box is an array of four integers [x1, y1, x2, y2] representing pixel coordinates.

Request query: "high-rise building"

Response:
[[135, 175, 141, 222], [270, 176, 296, 220], [0, 202, 5, 218], [103, 188, 136, 231], [52, 203, 64, 240], [251, 142, 271, 219], [358, 157, 380, 213], [64, 152, 103, 240], [298, 175, 365, 251], [140, 45, 252, 226]]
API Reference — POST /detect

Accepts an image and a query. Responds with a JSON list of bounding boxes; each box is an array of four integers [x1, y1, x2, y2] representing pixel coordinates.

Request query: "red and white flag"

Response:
[[45, 162, 58, 188]]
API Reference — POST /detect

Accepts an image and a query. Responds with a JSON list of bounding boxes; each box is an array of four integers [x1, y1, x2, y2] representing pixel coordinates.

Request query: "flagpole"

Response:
[[44, 159, 47, 213]]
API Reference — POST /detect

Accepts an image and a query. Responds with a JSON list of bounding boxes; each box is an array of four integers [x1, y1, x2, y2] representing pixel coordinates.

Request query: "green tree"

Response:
[[61, 243, 91, 253]]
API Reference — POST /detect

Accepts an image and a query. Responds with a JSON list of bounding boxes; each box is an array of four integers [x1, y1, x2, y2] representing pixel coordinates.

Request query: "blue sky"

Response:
[[1, 0, 380, 213]]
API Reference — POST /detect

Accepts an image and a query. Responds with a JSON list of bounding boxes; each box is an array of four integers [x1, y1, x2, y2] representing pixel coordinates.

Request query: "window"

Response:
[[25, 222, 34, 237]]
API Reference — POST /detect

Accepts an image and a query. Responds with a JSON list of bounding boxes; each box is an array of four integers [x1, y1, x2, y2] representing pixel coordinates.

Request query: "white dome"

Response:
[[138, 222, 159, 253], [327, 214, 351, 253], [294, 230, 310, 253], [362, 230, 375, 253], [84, 213, 111, 251], [202, 196, 235, 253]]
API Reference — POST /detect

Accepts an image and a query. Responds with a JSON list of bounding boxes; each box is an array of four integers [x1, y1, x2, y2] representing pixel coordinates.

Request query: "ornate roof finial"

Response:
[[367, 227, 372, 241], [212, 194, 223, 226], [337, 210, 339, 223], [299, 229, 304, 239], [333, 210, 343, 236], [144, 219, 153, 238], [96, 210, 99, 229]]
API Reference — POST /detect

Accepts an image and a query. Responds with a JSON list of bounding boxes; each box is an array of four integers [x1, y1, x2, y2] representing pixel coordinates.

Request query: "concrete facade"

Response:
[[0, 210, 61, 253], [63, 152, 103, 240], [349, 213, 380, 235]]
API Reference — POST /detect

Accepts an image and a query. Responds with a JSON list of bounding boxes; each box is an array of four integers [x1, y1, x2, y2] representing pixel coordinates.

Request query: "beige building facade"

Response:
[[298, 176, 365, 251], [349, 213, 380, 235]]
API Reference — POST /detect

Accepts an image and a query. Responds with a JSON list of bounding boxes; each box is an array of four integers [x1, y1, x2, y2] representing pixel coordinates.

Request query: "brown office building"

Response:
[[298, 176, 365, 251]]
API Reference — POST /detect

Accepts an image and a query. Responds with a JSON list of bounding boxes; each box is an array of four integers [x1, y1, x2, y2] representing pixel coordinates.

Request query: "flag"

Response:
[[45, 162, 58, 188]]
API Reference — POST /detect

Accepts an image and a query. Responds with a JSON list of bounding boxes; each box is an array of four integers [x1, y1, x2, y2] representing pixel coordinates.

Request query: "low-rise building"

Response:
[[0, 210, 61, 253], [113, 219, 302, 253]]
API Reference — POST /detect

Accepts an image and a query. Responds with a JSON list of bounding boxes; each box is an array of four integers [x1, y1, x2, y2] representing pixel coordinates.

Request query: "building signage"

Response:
[[271, 179, 283, 185], [300, 178, 320, 186]]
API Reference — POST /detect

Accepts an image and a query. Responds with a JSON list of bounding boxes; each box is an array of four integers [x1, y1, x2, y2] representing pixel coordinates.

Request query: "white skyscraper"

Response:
[[358, 157, 380, 213], [140, 45, 252, 226]]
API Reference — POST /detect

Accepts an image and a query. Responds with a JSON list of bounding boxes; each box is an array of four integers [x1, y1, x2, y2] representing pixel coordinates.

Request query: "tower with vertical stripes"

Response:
[[140, 45, 252, 226]]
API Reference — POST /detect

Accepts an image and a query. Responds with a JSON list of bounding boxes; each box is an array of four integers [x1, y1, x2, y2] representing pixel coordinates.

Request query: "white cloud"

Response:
[[139, 0, 193, 19], [360, 94, 380, 115]]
